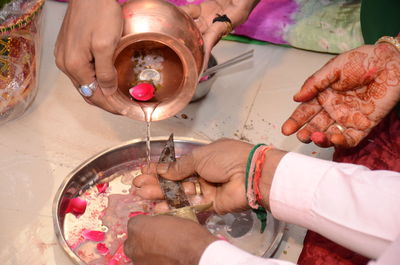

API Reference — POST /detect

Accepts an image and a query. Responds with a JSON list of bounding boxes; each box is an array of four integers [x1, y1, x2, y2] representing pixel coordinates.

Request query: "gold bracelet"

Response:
[[376, 36, 400, 53]]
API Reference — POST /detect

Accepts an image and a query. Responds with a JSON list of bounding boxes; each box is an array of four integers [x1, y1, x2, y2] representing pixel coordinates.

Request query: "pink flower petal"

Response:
[[96, 243, 110, 256], [108, 244, 130, 265], [96, 182, 109, 193], [128, 211, 148, 218], [65, 198, 87, 217], [68, 234, 86, 250], [217, 234, 228, 241], [199, 75, 210, 82], [129, 83, 155, 101], [82, 230, 105, 242]]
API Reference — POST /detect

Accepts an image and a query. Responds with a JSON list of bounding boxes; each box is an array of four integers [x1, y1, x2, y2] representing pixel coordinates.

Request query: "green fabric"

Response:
[[223, 34, 291, 47], [0, 0, 13, 10], [288, 2, 363, 54], [360, 0, 400, 44]]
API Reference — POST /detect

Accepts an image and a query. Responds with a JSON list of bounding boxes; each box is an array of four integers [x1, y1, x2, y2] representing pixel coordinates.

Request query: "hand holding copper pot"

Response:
[[55, 0, 258, 121], [109, 0, 206, 121]]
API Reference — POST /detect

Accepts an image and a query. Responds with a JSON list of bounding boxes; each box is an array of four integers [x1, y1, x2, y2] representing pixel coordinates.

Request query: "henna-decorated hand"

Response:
[[282, 43, 400, 148]]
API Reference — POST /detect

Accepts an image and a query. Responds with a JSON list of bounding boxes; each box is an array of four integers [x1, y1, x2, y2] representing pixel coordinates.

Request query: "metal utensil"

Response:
[[157, 134, 191, 209], [201, 49, 254, 77]]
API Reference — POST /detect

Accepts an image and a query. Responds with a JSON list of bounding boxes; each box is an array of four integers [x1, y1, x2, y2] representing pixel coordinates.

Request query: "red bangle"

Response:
[[246, 145, 272, 209], [253, 146, 272, 206]]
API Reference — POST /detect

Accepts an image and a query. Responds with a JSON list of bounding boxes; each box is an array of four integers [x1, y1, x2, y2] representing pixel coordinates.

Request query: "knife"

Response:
[[157, 134, 212, 222], [157, 133, 191, 209]]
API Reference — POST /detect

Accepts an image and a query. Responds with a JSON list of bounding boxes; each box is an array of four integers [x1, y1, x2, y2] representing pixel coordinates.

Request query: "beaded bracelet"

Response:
[[245, 144, 273, 233], [376, 35, 400, 54]]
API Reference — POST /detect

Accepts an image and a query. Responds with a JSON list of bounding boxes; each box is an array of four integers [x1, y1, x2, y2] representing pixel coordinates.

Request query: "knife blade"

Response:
[[157, 134, 191, 209]]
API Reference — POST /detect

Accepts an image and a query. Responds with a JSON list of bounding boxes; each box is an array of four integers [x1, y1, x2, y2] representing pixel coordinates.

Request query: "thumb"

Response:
[[179, 4, 201, 20], [294, 58, 340, 102], [157, 153, 196, 181], [92, 47, 118, 96]]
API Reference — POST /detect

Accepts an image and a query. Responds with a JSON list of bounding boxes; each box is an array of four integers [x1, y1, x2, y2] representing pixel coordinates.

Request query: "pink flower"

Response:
[[108, 244, 131, 265], [96, 243, 109, 256], [129, 83, 155, 101], [96, 182, 109, 193], [217, 234, 228, 241], [65, 198, 87, 217], [128, 211, 148, 218], [82, 230, 105, 242], [199, 75, 210, 82]]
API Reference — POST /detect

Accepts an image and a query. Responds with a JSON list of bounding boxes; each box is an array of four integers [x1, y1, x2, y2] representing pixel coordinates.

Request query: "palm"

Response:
[[282, 44, 400, 148]]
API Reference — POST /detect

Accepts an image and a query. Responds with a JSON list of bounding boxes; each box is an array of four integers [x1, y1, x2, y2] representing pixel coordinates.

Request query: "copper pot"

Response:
[[110, 0, 205, 121]]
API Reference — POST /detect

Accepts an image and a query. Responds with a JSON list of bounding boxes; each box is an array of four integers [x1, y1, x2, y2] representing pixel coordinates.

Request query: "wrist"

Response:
[[189, 234, 219, 265], [375, 36, 400, 54], [258, 149, 287, 212], [245, 145, 286, 232]]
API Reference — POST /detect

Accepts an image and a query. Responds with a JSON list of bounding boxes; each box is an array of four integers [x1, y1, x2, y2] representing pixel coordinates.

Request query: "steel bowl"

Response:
[[191, 55, 218, 102], [53, 137, 285, 264]]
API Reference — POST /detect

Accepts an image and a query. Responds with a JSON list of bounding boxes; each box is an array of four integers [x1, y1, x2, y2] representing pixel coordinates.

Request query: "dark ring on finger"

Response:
[[212, 14, 233, 37]]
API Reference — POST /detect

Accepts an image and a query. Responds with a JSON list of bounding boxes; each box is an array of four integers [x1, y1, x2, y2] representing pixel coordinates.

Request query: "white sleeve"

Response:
[[270, 152, 400, 259], [198, 152, 400, 265], [199, 240, 295, 265]]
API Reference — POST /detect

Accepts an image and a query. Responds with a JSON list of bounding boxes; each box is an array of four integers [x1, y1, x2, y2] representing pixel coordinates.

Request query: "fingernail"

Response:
[[157, 163, 169, 174]]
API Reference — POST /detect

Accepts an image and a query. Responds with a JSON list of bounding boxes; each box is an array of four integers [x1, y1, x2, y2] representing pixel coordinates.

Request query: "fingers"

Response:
[[157, 154, 197, 181], [296, 109, 335, 144], [294, 58, 340, 102], [308, 124, 368, 148], [202, 22, 229, 53], [281, 98, 323, 136], [91, 35, 119, 96], [134, 180, 204, 200], [329, 125, 368, 148], [179, 4, 201, 20]]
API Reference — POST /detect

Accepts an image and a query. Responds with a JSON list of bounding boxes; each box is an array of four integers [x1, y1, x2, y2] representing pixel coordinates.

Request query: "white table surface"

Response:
[[0, 1, 335, 264]]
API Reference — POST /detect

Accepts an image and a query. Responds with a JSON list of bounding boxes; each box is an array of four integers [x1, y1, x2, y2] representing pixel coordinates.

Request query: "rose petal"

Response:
[[199, 75, 210, 82], [96, 243, 109, 256], [82, 230, 105, 242], [65, 198, 87, 217], [108, 244, 130, 265], [217, 234, 229, 242], [128, 211, 148, 218], [129, 83, 155, 101], [96, 182, 109, 193]]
